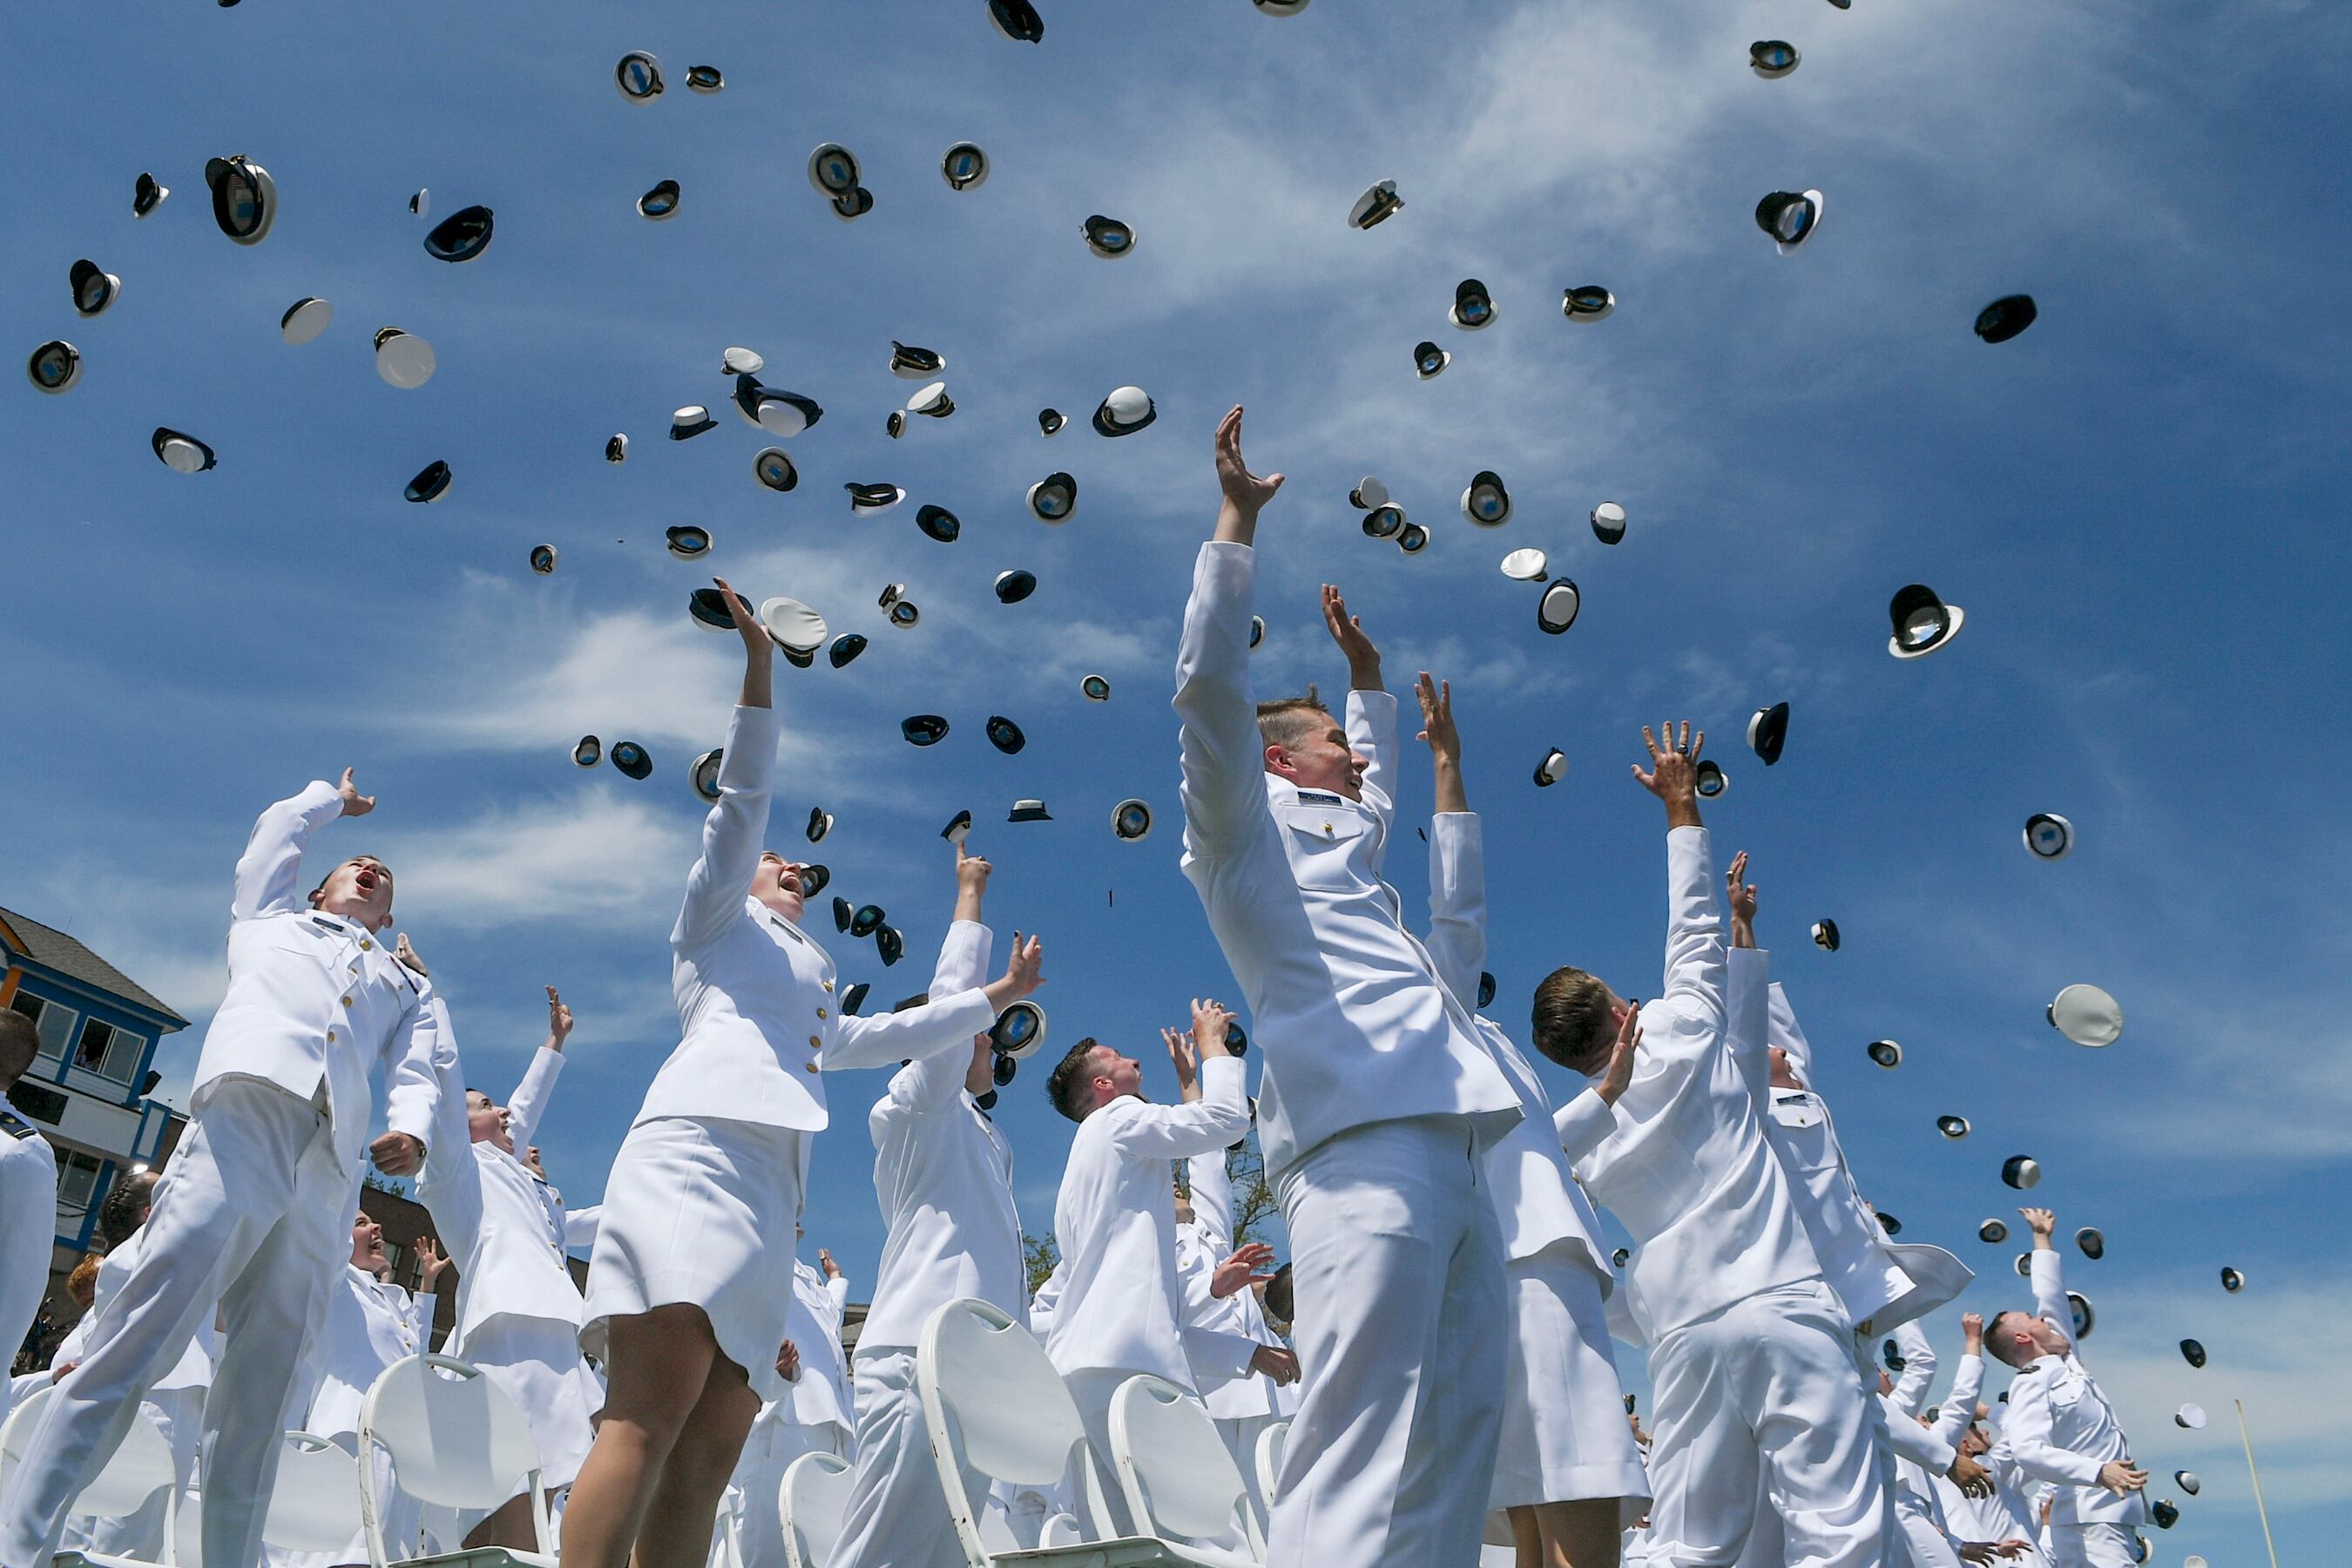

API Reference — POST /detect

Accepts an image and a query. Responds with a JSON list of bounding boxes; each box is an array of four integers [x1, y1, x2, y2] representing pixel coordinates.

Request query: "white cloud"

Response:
[[382, 785, 697, 934]]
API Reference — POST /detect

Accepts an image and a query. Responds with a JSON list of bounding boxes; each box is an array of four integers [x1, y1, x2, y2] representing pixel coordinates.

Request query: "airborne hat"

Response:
[[754, 449, 799, 492], [686, 64, 724, 93], [152, 428, 217, 473], [2001, 1154, 2042, 1189], [1694, 759, 1727, 798], [2077, 1227, 2105, 1260], [942, 809, 973, 844], [281, 297, 333, 345], [1811, 919, 1840, 951], [994, 570, 1037, 605], [992, 999, 1049, 1058], [616, 51, 664, 99], [1562, 286, 1616, 321], [670, 405, 716, 440], [374, 328, 436, 389], [1009, 799, 1052, 822], [880, 583, 920, 628], [907, 382, 956, 420], [1093, 385, 1156, 436], [637, 179, 681, 220], [1501, 548, 1548, 582], [403, 460, 453, 504], [611, 741, 652, 781], [1533, 749, 1568, 787], [1936, 1115, 1970, 1139], [1397, 523, 1429, 555], [666, 526, 711, 559], [1462, 471, 1511, 526], [2069, 1292, 2095, 1340], [1112, 799, 1153, 841], [1029, 472, 1078, 523], [1977, 1218, 2009, 1244], [607, 434, 631, 463], [422, 206, 495, 262], [691, 750, 724, 803], [688, 588, 738, 631], [850, 904, 886, 939], [890, 342, 946, 380], [1038, 409, 1066, 437], [530, 544, 558, 575], [1888, 583, 1965, 657], [2049, 983, 2123, 1046], [204, 155, 276, 244], [807, 806, 833, 843], [2151, 1499, 2180, 1530], [1362, 505, 1405, 540], [902, 715, 949, 747], [759, 596, 828, 660], [2175, 1472, 2200, 1497], [1450, 279, 1497, 330], [1749, 702, 1789, 765], [1975, 295, 2038, 344], [1755, 188, 1825, 253], [942, 143, 990, 191], [133, 172, 168, 218], [27, 341, 81, 395], [917, 504, 962, 543], [1348, 179, 1403, 230], [1750, 39, 1801, 78], [1082, 215, 1136, 259], [723, 346, 766, 377], [1867, 1039, 1902, 1068], [2176, 1403, 2207, 1429], [1413, 341, 1451, 379], [828, 634, 867, 669], [1591, 502, 1627, 544], [409, 189, 428, 218], [736, 378, 824, 436], [70, 260, 121, 318], [829, 186, 875, 222], [833, 897, 854, 933], [808, 144, 861, 199], [989, 0, 1045, 42], [573, 736, 600, 768], [2220, 1267, 2243, 1293], [1537, 581, 1581, 633], [847, 482, 907, 517], [986, 716, 1026, 754], [1082, 674, 1111, 701], [1349, 476, 1389, 510], [2024, 814, 2074, 860]]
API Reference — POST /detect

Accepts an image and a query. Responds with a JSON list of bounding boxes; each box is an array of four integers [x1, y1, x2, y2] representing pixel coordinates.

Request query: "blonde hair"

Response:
[[1255, 686, 1327, 754]]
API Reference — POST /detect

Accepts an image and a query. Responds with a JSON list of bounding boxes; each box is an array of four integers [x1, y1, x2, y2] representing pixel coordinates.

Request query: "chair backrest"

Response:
[[1253, 1420, 1288, 1523], [3, 1385, 175, 1523], [778, 1450, 855, 1568], [1108, 1374, 1261, 1557], [977, 1503, 1020, 1555], [1041, 1511, 1085, 1547], [357, 1353, 549, 1568], [917, 1297, 1116, 1568], [262, 1431, 366, 1553]]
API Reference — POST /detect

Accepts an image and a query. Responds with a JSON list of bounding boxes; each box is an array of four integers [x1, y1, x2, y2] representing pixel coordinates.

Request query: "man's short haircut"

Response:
[[1255, 686, 1327, 756], [1983, 1309, 2031, 1368], [1531, 965, 1616, 1071], [0, 1007, 39, 1077], [1045, 1037, 1107, 1124]]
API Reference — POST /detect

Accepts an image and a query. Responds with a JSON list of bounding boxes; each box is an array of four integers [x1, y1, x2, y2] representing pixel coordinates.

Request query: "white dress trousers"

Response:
[[1267, 1115, 1506, 1568], [0, 1111, 57, 1433]]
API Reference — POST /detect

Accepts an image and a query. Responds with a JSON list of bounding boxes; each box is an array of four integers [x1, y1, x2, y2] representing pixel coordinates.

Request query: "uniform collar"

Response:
[[1262, 774, 1362, 812], [750, 899, 811, 944]]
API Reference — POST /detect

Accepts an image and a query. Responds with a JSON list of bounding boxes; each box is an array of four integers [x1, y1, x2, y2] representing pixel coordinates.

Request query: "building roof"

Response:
[[0, 907, 190, 1030]]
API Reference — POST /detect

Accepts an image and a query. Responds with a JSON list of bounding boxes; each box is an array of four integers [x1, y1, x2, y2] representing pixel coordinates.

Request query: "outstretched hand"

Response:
[[1322, 585, 1382, 689], [982, 933, 1045, 1015], [1192, 997, 1236, 1061], [545, 986, 574, 1051], [956, 841, 993, 895], [393, 934, 428, 977], [1596, 1005, 1643, 1105], [1213, 406, 1284, 541], [1632, 721, 1705, 828], [1211, 1242, 1279, 1300], [1726, 850, 1758, 948], [1414, 672, 1458, 762], [370, 1131, 425, 1178], [338, 768, 376, 818], [1163, 1024, 1201, 1095], [2019, 1206, 2058, 1244], [715, 575, 774, 711]]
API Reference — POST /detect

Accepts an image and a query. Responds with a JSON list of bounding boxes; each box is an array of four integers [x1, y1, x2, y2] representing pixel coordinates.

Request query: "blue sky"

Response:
[[5, 0, 2349, 1558]]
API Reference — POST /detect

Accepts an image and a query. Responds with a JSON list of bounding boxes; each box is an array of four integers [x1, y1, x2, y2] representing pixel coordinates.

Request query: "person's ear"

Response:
[[1263, 744, 1293, 778]]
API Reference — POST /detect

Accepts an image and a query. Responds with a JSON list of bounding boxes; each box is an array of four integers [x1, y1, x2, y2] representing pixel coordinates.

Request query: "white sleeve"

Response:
[[1105, 1058, 1252, 1161], [1933, 1352, 1984, 1447], [878, 922, 995, 1118], [1175, 543, 1277, 862], [672, 704, 780, 953], [1423, 811, 1486, 1013], [229, 780, 348, 923], [1882, 1393, 1957, 1473], [1891, 1320, 1938, 1416], [1725, 948, 1772, 1103], [1186, 1153, 1237, 1254], [563, 1205, 601, 1249], [1767, 980, 1815, 1089], [1659, 827, 1727, 1017], [2003, 1372, 2107, 1489], [2029, 1248, 2071, 1336], [1345, 689, 1402, 863], [504, 1046, 565, 1155]]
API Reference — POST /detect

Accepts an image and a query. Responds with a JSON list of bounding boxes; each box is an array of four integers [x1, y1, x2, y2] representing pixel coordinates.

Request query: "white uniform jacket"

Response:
[[1179, 1153, 1297, 1421], [638, 704, 998, 1132], [1421, 810, 1617, 1285], [0, 1110, 57, 1427], [1174, 541, 1519, 1176], [782, 1260, 855, 1436], [416, 999, 585, 1346], [2003, 1250, 2146, 1528], [193, 781, 442, 1166], [301, 1266, 435, 1441], [860, 920, 1025, 1348], [1558, 828, 1824, 1342], [1048, 1057, 1256, 1386]]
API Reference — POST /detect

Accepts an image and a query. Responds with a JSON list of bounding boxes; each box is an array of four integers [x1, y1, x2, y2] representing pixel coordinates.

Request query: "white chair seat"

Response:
[[355, 1549, 558, 1568], [992, 1538, 1248, 1568], [780, 1450, 855, 1568]]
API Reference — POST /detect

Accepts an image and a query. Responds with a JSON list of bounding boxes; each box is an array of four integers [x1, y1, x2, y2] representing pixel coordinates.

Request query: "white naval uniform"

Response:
[[2002, 1250, 2146, 1568], [721, 1262, 855, 1568], [1938, 1423, 2047, 1566], [1176, 540, 1520, 1568], [1882, 1323, 1982, 1568], [279, 1265, 437, 1567], [0, 1105, 57, 1431], [1050, 1055, 1254, 1537], [582, 703, 997, 1389], [0, 780, 444, 1568], [1562, 828, 1891, 1568], [51, 1227, 217, 1563], [1420, 809, 1647, 1517], [415, 1002, 598, 1497], [1177, 1150, 1299, 1528], [833, 919, 1024, 1568]]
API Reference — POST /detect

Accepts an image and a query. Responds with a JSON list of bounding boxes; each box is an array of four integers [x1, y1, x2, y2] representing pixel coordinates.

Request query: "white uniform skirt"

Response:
[[1488, 1242, 1652, 1513], [581, 1114, 806, 1396], [460, 1314, 603, 1490]]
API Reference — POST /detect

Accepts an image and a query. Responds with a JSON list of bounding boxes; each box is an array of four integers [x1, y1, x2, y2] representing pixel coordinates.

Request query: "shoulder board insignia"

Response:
[[1295, 789, 1344, 806], [3, 1107, 38, 1138]]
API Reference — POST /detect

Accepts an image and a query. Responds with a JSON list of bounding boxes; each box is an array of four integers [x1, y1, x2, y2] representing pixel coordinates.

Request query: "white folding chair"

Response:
[[1250, 1422, 1287, 1529], [916, 1297, 1184, 1567], [1038, 1512, 1085, 1546], [356, 1352, 553, 1568], [777, 1450, 855, 1568], [1107, 1375, 1263, 1565], [7, 1384, 179, 1568], [261, 1430, 366, 1556]]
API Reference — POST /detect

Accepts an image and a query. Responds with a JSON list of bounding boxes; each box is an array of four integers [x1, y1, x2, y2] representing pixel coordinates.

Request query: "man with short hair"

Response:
[[0, 769, 446, 1568], [1530, 723, 1892, 1568], [1178, 408, 1521, 1568], [0, 1009, 58, 1433], [1044, 999, 1280, 1536], [1984, 1209, 2148, 1568]]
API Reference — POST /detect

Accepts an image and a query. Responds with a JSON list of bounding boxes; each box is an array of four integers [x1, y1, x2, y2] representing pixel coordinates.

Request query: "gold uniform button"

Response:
[[327, 1030, 337, 1043], [804, 1061, 821, 1074], [1323, 821, 1335, 836], [822, 978, 835, 992], [808, 1034, 822, 1048], [341, 996, 355, 1008], [816, 1007, 828, 1020], [360, 938, 374, 950]]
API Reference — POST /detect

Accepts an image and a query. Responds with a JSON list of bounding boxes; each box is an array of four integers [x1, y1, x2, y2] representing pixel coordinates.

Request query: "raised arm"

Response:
[[231, 770, 369, 923], [1186, 1151, 1237, 1255], [504, 986, 573, 1152], [368, 941, 443, 1179], [1891, 1319, 1938, 1416], [1178, 409, 1285, 860], [2022, 1208, 2072, 1335], [1723, 852, 1772, 1101], [1932, 1316, 1987, 1448], [830, 930, 1041, 1072], [1767, 982, 1815, 1090], [2001, 1375, 2109, 1490], [882, 845, 998, 1116], [673, 580, 778, 953], [1635, 722, 1725, 1017], [1420, 672, 1485, 1011], [1108, 1002, 1252, 1160], [1327, 587, 1396, 848], [403, 989, 483, 1257]]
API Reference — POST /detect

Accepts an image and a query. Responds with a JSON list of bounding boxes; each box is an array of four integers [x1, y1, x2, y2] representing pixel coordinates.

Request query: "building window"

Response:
[[55, 1150, 105, 1213], [9, 994, 76, 1062], [71, 1020, 145, 1085]]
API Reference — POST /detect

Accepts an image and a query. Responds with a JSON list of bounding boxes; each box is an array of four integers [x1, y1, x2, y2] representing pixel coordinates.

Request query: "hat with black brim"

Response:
[[754, 449, 799, 492], [1867, 1038, 1901, 1068], [1537, 580, 1580, 634], [902, 715, 949, 747], [2001, 1154, 2041, 1189], [1462, 470, 1511, 526], [573, 736, 601, 767], [422, 206, 495, 263], [1009, 799, 1051, 822], [1038, 409, 1065, 437], [1533, 748, 1568, 787], [1562, 285, 1616, 321], [991, 999, 1049, 1057], [28, 341, 82, 395], [1501, 548, 1547, 582], [1082, 674, 1111, 701], [689, 588, 738, 631], [847, 482, 907, 517], [2049, 983, 2122, 1046], [942, 143, 990, 191], [2077, 1227, 2105, 1260], [1977, 1218, 2008, 1244], [916, 504, 961, 544], [691, 749, 724, 802], [666, 525, 711, 559], [204, 155, 276, 245], [735, 378, 824, 436], [890, 341, 946, 380], [1413, 341, 1451, 379], [1749, 702, 1789, 765], [988, 0, 1044, 42], [808, 144, 861, 199], [1082, 215, 1135, 258], [1749, 40, 1801, 78], [616, 51, 664, 99], [686, 65, 723, 93], [637, 180, 681, 221], [2024, 813, 2074, 860], [880, 583, 920, 629], [133, 172, 168, 218], [1755, 188, 1825, 253], [1450, 279, 1496, 330], [1812, 919, 1839, 951], [1695, 759, 1727, 798], [759, 597, 828, 660], [670, 405, 716, 440], [153, 428, 218, 474], [986, 716, 1026, 755], [374, 328, 436, 389], [942, 809, 973, 843], [1348, 179, 1402, 230], [806, 806, 833, 843], [1591, 502, 1627, 544], [907, 382, 956, 420], [70, 260, 121, 318], [1362, 505, 1405, 540], [607, 434, 630, 463], [1092, 385, 1156, 436], [1975, 294, 2038, 344], [1887, 583, 1964, 658], [403, 460, 453, 503], [281, 297, 333, 345], [1112, 799, 1152, 841], [1396, 522, 1429, 555], [994, 570, 1037, 605], [828, 633, 867, 669], [531, 544, 558, 575], [1029, 473, 1078, 523], [611, 741, 652, 781]]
